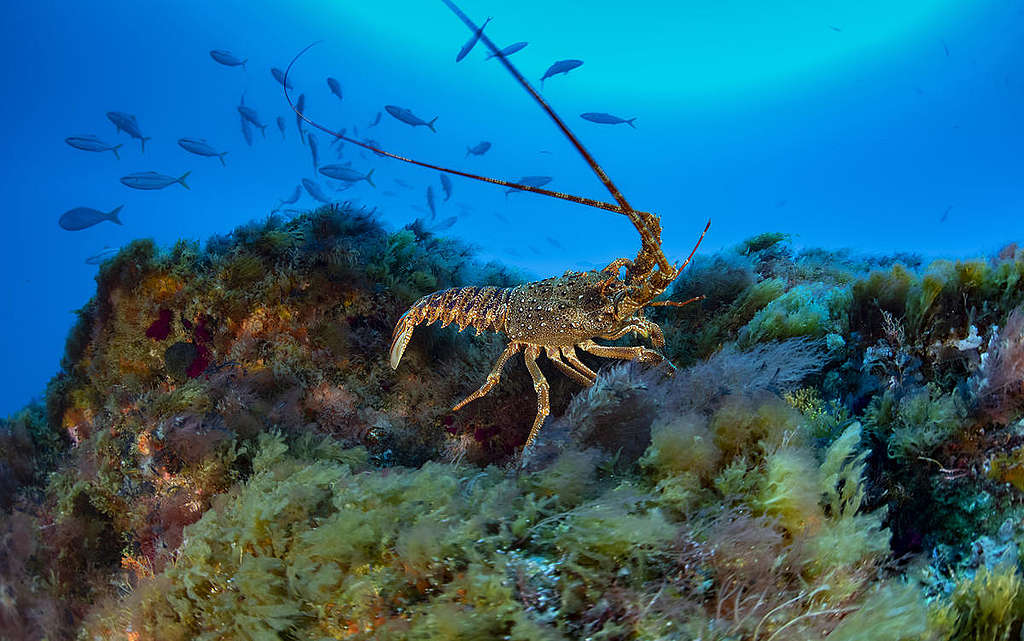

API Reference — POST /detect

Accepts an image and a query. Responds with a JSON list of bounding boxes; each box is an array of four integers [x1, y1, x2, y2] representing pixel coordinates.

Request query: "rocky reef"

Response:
[[4, 209, 1024, 640]]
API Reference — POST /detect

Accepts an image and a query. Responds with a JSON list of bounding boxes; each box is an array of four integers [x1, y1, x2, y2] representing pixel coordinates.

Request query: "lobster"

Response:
[[284, 0, 709, 454]]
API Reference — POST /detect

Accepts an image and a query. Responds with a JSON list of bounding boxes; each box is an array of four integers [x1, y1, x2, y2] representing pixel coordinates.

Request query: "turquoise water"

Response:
[[3, 0, 1022, 414]]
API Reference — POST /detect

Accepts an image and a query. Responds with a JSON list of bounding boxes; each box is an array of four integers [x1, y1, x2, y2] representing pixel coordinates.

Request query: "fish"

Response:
[[237, 94, 268, 137], [302, 178, 332, 203], [106, 112, 152, 152], [486, 41, 527, 59], [504, 175, 552, 196], [432, 215, 457, 232], [942, 39, 950, 57], [295, 94, 307, 143], [545, 236, 564, 250], [270, 67, 293, 89], [394, 178, 414, 190], [278, 185, 302, 205], [941, 206, 952, 222], [120, 171, 191, 190], [828, 25, 842, 32], [426, 185, 437, 218], [455, 16, 491, 62], [440, 174, 452, 201], [382, 190, 398, 197], [318, 164, 375, 186], [177, 138, 228, 166], [580, 112, 636, 128], [309, 132, 320, 170], [369, 112, 382, 127], [85, 246, 120, 265], [65, 135, 123, 159], [465, 140, 492, 157], [210, 49, 247, 68], [327, 77, 343, 101], [385, 105, 438, 132], [240, 113, 254, 146], [277, 116, 287, 140], [540, 59, 583, 86], [59, 205, 124, 231]]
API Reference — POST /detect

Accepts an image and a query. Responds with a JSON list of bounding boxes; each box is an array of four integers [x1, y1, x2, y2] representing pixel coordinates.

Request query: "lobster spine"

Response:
[[389, 285, 513, 369]]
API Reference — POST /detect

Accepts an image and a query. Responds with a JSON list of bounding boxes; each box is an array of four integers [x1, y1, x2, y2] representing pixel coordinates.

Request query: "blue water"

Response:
[[3, 0, 1023, 416]]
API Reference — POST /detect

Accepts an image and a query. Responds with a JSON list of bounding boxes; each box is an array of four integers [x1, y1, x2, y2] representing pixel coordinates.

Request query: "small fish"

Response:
[[426, 186, 436, 218], [277, 116, 286, 140], [828, 25, 842, 32], [278, 185, 302, 205], [327, 77, 343, 101], [270, 67, 293, 89], [385, 105, 438, 132], [382, 190, 398, 197], [440, 174, 452, 201], [504, 175, 552, 196], [941, 39, 950, 57], [466, 141, 491, 157], [177, 138, 228, 166], [545, 236, 563, 250], [940, 205, 952, 222], [493, 212, 511, 224], [240, 114, 254, 146], [456, 17, 492, 62], [486, 41, 527, 60], [368, 111, 382, 127], [60, 205, 124, 231], [65, 135, 123, 159], [106, 112, 151, 152], [394, 178, 414, 190], [295, 94, 307, 143], [309, 132, 320, 170], [85, 246, 120, 265], [319, 164, 375, 186], [775, 199, 788, 208], [302, 178, 332, 203], [580, 112, 636, 128], [210, 49, 247, 68], [237, 94, 268, 137], [120, 171, 191, 190], [540, 59, 583, 86]]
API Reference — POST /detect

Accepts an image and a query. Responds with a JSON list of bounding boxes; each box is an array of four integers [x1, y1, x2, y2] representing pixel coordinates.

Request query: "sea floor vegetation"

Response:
[[4, 206, 1024, 639]]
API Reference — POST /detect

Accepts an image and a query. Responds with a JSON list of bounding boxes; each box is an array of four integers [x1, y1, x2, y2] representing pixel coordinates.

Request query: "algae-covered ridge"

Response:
[[4, 210, 1024, 639]]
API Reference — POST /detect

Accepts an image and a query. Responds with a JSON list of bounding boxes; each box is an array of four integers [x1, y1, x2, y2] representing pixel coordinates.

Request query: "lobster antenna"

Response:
[[439, 0, 637, 218], [282, 43, 628, 216]]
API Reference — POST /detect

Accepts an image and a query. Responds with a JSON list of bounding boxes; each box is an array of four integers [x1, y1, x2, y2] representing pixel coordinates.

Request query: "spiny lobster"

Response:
[[285, 0, 709, 454]]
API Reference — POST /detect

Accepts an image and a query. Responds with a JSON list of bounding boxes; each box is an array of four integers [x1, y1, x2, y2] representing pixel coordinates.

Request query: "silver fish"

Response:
[[309, 132, 320, 170], [319, 164, 375, 186], [486, 41, 527, 59], [59, 205, 124, 231], [237, 94, 268, 137], [120, 171, 191, 190], [440, 174, 452, 201], [456, 17, 491, 62], [384, 105, 437, 132], [278, 185, 302, 205], [277, 116, 286, 140], [85, 246, 120, 265], [210, 49, 246, 68], [177, 138, 228, 165], [368, 111, 382, 127], [426, 185, 436, 218], [65, 135, 123, 159], [504, 175, 552, 196], [106, 112, 151, 152], [240, 114, 254, 146], [540, 59, 583, 86], [465, 140, 491, 157], [580, 112, 636, 127], [302, 178, 332, 203], [327, 77, 343, 101], [270, 67, 293, 89]]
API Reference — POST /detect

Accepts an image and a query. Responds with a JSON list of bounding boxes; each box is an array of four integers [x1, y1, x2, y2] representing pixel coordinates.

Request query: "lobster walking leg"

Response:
[[579, 339, 664, 365], [452, 342, 522, 411], [545, 346, 594, 387], [561, 346, 598, 383], [523, 344, 551, 449]]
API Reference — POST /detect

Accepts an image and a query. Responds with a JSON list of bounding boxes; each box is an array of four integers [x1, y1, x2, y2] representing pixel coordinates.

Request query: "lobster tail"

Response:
[[389, 286, 512, 369]]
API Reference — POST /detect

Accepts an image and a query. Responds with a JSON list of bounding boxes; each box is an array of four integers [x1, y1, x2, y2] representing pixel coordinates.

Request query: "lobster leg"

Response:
[[523, 344, 550, 449], [545, 346, 594, 387], [452, 342, 522, 411], [578, 339, 664, 365], [561, 346, 598, 382]]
